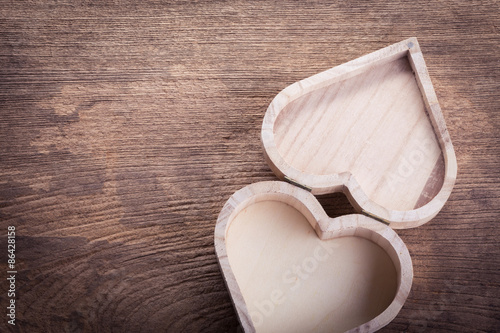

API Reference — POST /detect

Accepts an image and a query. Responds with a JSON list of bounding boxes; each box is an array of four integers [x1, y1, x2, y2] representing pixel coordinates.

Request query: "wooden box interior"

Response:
[[215, 38, 457, 333]]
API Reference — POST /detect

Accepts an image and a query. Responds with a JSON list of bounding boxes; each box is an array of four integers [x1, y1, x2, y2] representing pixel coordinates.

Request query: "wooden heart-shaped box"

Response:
[[215, 38, 457, 333]]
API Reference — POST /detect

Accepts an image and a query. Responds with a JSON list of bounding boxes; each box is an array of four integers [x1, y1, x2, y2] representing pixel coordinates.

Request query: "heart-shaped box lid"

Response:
[[261, 37, 457, 229]]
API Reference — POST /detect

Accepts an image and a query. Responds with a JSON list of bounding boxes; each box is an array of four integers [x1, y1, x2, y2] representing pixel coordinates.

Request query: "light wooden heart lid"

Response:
[[261, 38, 457, 229]]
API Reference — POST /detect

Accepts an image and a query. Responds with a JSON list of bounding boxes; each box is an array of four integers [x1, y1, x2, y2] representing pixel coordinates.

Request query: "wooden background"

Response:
[[0, 1, 499, 332]]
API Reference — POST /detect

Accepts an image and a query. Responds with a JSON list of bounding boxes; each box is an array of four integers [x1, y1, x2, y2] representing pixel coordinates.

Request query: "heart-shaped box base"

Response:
[[215, 181, 412, 333]]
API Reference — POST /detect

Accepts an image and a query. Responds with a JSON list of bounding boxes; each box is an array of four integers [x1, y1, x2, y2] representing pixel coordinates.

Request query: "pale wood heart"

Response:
[[215, 181, 412, 333], [261, 37, 457, 228]]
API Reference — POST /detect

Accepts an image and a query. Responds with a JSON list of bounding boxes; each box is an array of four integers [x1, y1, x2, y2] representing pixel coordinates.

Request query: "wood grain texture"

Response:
[[0, 1, 498, 332]]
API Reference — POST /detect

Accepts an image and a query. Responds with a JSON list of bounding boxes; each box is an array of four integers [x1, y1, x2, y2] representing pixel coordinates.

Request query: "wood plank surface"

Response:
[[0, 1, 499, 332]]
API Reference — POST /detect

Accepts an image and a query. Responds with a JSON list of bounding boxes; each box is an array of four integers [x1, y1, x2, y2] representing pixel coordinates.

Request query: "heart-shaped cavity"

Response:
[[215, 181, 412, 333], [261, 38, 457, 228], [227, 201, 397, 332], [273, 56, 441, 211]]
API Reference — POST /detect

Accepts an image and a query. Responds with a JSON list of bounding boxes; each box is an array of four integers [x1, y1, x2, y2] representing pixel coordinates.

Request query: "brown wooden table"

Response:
[[1, 1, 499, 332]]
